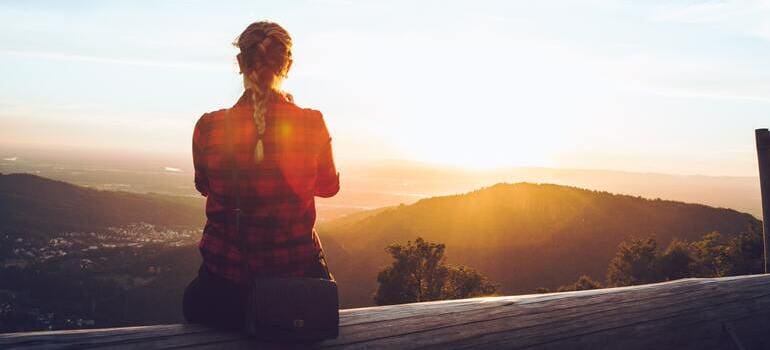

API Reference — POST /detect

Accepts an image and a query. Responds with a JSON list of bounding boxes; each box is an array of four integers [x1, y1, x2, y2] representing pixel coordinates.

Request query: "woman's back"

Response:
[[192, 92, 339, 282]]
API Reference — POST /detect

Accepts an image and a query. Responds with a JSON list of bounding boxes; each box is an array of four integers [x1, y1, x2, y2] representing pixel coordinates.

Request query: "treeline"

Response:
[[544, 227, 765, 293], [376, 227, 764, 305]]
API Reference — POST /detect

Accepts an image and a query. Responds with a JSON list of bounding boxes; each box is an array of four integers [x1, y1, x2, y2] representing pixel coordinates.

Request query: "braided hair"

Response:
[[234, 21, 293, 164]]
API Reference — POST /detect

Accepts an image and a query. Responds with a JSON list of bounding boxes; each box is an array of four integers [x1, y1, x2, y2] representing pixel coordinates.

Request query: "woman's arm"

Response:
[[192, 116, 210, 197], [315, 113, 340, 198]]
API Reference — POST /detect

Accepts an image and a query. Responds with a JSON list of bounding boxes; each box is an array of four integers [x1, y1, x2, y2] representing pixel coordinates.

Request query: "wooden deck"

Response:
[[2, 274, 770, 349]]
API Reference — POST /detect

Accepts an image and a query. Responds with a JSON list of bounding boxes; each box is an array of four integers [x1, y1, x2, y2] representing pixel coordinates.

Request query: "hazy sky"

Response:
[[1, 0, 769, 176]]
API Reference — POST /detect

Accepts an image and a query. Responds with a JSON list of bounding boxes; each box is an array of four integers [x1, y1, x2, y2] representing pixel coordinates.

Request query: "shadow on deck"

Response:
[[2, 274, 770, 349]]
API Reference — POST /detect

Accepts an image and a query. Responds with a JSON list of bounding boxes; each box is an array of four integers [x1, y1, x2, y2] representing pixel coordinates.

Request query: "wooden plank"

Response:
[[335, 277, 770, 349], [757, 128, 770, 273], [0, 325, 225, 350], [0, 325, 216, 350], [325, 278, 754, 346], [337, 278, 707, 327], [326, 286, 760, 348], [440, 289, 770, 349], [1, 274, 769, 350], [0, 325, 207, 344]]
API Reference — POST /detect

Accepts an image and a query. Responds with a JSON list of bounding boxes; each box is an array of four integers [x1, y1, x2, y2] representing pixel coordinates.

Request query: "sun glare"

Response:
[[398, 116, 563, 170]]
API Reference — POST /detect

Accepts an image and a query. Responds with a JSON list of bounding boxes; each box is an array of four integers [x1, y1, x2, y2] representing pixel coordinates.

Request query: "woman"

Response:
[[183, 21, 340, 329]]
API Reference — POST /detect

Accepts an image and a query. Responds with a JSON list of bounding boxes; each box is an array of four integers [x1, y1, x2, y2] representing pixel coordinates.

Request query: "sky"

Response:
[[1, 0, 769, 176]]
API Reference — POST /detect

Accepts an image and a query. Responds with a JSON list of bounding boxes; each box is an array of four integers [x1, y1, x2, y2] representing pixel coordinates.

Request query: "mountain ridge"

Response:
[[320, 182, 761, 307], [0, 172, 204, 237]]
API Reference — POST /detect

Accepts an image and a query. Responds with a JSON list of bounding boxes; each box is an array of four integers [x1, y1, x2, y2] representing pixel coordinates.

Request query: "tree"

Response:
[[443, 265, 498, 299], [657, 239, 694, 281], [690, 232, 728, 277], [374, 238, 498, 305], [606, 237, 659, 287], [725, 229, 765, 276], [557, 275, 603, 292]]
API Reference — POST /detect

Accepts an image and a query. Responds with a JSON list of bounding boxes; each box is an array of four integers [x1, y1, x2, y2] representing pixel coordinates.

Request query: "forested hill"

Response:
[[0, 173, 204, 237], [320, 182, 762, 307]]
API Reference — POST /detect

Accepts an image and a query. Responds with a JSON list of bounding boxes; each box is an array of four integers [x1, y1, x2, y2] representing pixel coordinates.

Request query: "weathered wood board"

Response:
[[2, 274, 769, 349]]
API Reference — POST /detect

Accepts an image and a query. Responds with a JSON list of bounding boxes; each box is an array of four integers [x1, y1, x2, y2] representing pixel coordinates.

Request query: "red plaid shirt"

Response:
[[192, 92, 339, 284]]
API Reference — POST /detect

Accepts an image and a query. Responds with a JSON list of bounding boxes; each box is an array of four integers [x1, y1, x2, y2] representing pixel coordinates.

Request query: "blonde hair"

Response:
[[234, 21, 293, 164]]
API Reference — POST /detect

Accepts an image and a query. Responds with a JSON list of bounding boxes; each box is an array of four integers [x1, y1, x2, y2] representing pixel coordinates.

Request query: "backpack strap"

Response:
[[224, 108, 248, 280]]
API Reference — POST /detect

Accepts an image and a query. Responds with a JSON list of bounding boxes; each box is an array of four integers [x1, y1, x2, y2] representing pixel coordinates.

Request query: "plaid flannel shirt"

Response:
[[192, 92, 340, 284]]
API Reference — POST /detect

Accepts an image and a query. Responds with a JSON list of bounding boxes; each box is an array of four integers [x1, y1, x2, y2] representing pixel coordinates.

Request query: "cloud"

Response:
[[602, 49, 770, 105], [653, 1, 754, 23], [640, 86, 770, 103], [307, 0, 354, 5], [651, 0, 770, 41]]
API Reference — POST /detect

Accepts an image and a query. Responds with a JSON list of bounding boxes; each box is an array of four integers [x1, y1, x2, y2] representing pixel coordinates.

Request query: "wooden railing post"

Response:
[[756, 128, 770, 274]]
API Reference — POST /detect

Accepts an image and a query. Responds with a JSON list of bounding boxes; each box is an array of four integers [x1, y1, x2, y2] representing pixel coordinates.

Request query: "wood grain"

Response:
[[2, 274, 769, 349]]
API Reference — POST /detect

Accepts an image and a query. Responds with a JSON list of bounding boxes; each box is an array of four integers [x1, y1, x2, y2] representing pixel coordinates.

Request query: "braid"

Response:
[[234, 21, 293, 164], [251, 88, 267, 162]]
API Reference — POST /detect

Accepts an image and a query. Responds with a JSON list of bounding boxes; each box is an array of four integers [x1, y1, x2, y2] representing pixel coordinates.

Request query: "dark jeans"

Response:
[[183, 260, 332, 330], [182, 266, 249, 330]]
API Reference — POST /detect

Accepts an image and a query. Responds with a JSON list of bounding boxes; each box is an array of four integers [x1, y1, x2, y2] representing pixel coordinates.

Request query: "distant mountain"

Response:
[[3, 153, 762, 221], [0, 173, 204, 238], [319, 183, 762, 307]]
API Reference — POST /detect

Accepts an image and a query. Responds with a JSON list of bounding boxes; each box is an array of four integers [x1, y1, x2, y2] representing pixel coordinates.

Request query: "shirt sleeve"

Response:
[[193, 115, 210, 197], [314, 112, 340, 198]]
